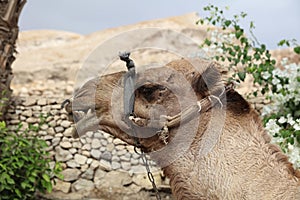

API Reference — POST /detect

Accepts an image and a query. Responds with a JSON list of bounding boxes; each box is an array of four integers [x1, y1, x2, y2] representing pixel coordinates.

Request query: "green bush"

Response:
[[198, 4, 299, 96], [0, 120, 62, 200], [198, 4, 300, 168]]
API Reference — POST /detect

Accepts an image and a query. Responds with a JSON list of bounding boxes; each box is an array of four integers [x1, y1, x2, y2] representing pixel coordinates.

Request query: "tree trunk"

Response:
[[0, 0, 26, 120]]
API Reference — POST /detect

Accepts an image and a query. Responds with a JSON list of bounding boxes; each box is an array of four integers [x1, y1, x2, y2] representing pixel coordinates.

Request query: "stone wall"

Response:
[[7, 80, 173, 200]]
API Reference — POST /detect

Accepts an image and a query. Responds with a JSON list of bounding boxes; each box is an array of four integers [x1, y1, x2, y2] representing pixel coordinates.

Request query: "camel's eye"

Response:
[[141, 86, 156, 97], [138, 84, 166, 102]]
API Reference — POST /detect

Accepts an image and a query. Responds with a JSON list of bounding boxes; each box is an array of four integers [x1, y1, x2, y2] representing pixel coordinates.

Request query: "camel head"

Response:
[[63, 57, 241, 156]]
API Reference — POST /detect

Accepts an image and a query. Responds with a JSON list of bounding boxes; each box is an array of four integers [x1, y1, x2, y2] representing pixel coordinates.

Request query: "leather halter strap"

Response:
[[119, 52, 230, 145], [128, 84, 230, 144], [119, 52, 136, 123]]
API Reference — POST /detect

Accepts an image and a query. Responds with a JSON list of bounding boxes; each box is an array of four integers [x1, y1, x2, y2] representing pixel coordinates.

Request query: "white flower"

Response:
[[288, 143, 294, 151], [286, 142, 300, 169], [229, 33, 235, 39], [265, 119, 281, 136], [211, 36, 217, 43], [216, 48, 223, 54], [270, 136, 284, 144], [287, 114, 295, 126], [293, 123, 300, 131], [203, 47, 209, 52], [273, 93, 286, 105], [280, 57, 288, 66], [216, 41, 223, 47], [276, 84, 283, 91], [261, 105, 272, 116], [211, 30, 218, 37], [210, 44, 217, 49], [284, 63, 298, 72], [278, 117, 287, 124], [272, 77, 280, 85], [262, 71, 271, 80]]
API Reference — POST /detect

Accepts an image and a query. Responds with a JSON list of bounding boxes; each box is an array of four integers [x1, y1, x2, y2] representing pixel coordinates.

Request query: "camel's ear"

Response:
[[191, 64, 221, 97], [226, 89, 251, 115]]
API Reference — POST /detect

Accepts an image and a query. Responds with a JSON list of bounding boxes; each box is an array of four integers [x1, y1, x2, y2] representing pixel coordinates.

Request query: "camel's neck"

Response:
[[152, 110, 300, 199]]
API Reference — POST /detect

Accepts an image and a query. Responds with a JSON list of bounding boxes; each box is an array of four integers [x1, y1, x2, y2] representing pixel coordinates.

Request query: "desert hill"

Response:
[[12, 12, 209, 86]]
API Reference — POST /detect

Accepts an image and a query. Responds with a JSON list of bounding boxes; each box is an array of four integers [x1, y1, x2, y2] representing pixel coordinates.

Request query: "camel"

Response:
[[64, 57, 300, 199]]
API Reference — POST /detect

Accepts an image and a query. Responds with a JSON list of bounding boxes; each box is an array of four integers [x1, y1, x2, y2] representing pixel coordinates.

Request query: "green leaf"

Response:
[[277, 39, 287, 46], [21, 182, 28, 189], [42, 174, 50, 182], [229, 50, 236, 56], [196, 19, 204, 25], [254, 53, 260, 60], [234, 25, 240, 31], [260, 44, 266, 52], [271, 59, 276, 65], [266, 51, 271, 59], [0, 121, 6, 129], [16, 160, 24, 168], [241, 37, 248, 44], [1, 172, 9, 184], [0, 163, 6, 171], [294, 46, 300, 54], [224, 20, 231, 27], [56, 173, 64, 180], [250, 21, 255, 29], [241, 12, 247, 18], [42, 179, 53, 193], [233, 45, 240, 52], [7, 177, 15, 185], [204, 38, 211, 46], [234, 58, 240, 65], [287, 137, 294, 145], [46, 182, 53, 193], [235, 30, 243, 39], [28, 176, 36, 183], [238, 71, 246, 81], [15, 188, 22, 198]]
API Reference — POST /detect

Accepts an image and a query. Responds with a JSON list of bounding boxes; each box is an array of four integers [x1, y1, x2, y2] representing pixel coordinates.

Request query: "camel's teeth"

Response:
[[73, 111, 85, 118], [87, 108, 92, 115]]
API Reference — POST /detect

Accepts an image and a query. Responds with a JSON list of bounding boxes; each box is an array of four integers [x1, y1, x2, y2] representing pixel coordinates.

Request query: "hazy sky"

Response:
[[19, 0, 300, 49]]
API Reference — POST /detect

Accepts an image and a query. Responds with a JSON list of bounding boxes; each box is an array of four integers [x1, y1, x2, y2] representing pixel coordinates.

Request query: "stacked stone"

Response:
[[6, 80, 171, 199]]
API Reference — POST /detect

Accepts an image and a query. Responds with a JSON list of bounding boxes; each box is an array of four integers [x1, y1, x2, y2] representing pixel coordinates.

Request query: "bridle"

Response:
[[119, 52, 231, 146]]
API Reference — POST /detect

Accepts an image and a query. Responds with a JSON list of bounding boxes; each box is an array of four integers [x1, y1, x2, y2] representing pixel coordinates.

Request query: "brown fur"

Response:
[[65, 58, 300, 199]]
